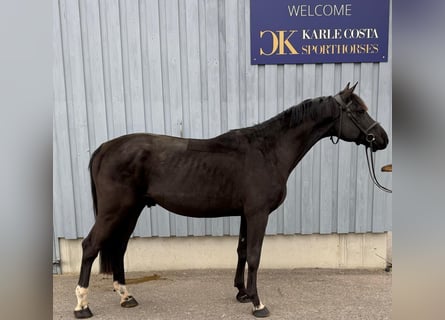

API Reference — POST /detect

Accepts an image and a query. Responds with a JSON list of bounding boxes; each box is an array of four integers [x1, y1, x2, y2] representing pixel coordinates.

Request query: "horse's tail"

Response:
[[88, 145, 102, 218], [88, 144, 113, 274]]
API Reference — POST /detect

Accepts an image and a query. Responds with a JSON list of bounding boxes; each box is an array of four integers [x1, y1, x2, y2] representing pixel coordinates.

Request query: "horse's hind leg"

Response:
[[111, 245, 138, 308], [110, 214, 141, 308], [74, 223, 103, 318], [112, 261, 137, 308], [234, 215, 250, 303], [74, 198, 143, 318]]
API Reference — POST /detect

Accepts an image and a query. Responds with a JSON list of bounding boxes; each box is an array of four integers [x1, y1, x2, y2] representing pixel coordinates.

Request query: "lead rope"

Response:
[[365, 143, 392, 193]]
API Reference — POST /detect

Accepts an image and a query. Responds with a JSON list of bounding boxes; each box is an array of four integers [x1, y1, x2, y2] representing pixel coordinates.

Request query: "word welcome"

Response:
[[288, 4, 352, 17]]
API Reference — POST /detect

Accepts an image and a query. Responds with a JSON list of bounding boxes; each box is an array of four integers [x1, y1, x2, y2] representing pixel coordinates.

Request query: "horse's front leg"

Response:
[[245, 211, 270, 317], [234, 215, 250, 303]]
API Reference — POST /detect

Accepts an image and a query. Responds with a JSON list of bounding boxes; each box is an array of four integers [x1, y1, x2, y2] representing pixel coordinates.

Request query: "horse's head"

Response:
[[331, 83, 389, 151]]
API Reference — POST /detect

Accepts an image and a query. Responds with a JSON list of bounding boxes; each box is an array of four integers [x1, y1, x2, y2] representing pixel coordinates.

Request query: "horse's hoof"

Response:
[[73, 307, 93, 318], [236, 292, 251, 303], [252, 306, 270, 318], [121, 296, 138, 308]]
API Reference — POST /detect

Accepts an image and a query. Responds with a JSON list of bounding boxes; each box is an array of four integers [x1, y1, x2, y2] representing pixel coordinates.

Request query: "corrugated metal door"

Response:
[[53, 0, 392, 241]]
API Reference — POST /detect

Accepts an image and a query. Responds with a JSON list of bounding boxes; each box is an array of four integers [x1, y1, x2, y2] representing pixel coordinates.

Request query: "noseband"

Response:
[[330, 95, 392, 193]]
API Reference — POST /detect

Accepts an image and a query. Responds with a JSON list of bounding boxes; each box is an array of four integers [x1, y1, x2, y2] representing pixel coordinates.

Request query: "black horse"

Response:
[[73, 83, 389, 318]]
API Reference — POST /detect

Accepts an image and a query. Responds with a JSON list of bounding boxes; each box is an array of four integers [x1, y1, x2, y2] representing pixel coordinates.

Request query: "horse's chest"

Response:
[[242, 164, 287, 211]]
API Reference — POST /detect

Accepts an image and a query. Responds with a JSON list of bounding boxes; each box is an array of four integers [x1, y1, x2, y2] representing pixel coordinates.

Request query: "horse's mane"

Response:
[[212, 97, 331, 151], [234, 93, 367, 142], [244, 97, 329, 135]]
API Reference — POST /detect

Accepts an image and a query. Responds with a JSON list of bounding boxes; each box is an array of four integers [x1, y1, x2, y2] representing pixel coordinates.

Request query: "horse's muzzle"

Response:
[[369, 126, 389, 151]]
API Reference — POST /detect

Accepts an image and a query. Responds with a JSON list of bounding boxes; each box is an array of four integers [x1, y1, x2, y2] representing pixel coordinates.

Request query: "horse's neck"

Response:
[[273, 104, 335, 177]]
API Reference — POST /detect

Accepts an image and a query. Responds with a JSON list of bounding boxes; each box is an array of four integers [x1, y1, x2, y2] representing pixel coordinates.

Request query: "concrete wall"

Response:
[[59, 233, 389, 274]]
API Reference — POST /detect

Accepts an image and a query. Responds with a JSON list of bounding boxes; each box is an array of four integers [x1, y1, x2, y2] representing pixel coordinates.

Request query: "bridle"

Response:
[[330, 94, 379, 144], [330, 94, 392, 193]]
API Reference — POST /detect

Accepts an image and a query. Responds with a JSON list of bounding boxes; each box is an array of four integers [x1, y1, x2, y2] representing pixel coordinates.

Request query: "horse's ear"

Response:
[[340, 82, 353, 99], [350, 82, 358, 92], [340, 82, 358, 99]]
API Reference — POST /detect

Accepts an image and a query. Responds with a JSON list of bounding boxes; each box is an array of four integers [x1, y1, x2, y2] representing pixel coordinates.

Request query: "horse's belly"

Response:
[[145, 151, 244, 217], [150, 190, 242, 218]]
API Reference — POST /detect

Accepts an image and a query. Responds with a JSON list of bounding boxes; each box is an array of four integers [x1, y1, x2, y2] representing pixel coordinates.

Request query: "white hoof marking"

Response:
[[75, 285, 89, 311], [253, 301, 265, 311], [113, 281, 131, 304]]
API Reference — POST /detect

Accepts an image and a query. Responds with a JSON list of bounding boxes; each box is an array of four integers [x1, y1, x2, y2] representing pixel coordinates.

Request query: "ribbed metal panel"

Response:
[[53, 0, 392, 239]]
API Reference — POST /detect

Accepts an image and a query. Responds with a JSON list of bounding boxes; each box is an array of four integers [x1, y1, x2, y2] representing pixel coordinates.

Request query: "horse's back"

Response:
[[89, 133, 186, 187], [90, 133, 248, 216]]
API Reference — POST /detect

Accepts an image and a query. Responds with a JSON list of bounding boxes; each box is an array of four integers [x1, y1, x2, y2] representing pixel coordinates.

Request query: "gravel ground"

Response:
[[54, 269, 391, 320]]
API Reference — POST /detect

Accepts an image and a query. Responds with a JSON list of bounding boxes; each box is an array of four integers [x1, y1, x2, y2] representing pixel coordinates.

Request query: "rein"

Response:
[[365, 144, 392, 193], [331, 95, 392, 193]]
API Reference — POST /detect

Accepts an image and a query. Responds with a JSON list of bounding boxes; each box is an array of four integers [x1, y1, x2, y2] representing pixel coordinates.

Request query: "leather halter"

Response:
[[330, 94, 392, 193]]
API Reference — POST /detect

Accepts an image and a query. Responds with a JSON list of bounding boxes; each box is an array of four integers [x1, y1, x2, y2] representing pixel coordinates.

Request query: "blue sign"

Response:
[[250, 0, 390, 64]]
